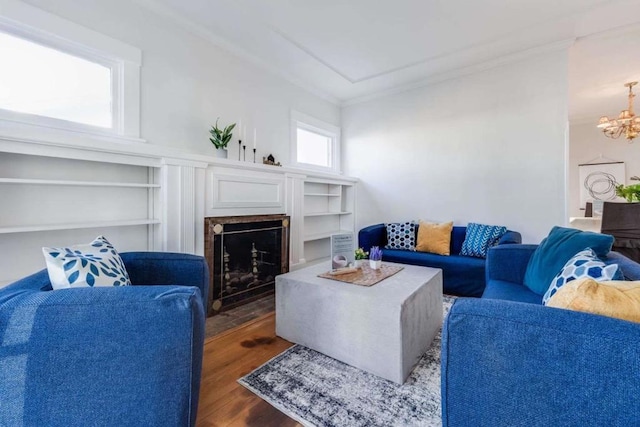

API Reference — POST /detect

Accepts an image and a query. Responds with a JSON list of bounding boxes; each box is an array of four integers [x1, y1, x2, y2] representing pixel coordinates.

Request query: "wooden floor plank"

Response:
[[196, 312, 302, 427]]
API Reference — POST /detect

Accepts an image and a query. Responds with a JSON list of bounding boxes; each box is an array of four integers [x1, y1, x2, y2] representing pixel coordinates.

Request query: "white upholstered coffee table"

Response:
[[275, 262, 443, 384]]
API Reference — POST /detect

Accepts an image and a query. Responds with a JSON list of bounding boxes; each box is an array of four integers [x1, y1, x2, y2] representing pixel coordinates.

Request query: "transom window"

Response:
[[291, 111, 341, 173], [0, 31, 113, 128]]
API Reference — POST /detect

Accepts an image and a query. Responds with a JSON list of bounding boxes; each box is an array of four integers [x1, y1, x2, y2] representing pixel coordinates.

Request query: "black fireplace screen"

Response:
[[204, 215, 289, 316]]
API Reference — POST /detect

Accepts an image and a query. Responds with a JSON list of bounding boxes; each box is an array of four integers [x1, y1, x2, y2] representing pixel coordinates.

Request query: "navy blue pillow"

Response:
[[523, 226, 615, 295], [460, 223, 507, 258]]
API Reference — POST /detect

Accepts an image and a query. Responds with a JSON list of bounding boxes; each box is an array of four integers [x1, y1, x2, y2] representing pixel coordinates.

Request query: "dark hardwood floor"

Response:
[[196, 312, 302, 426]]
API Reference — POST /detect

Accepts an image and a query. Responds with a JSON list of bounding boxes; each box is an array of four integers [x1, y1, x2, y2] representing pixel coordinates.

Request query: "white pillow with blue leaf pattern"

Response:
[[42, 236, 131, 290]]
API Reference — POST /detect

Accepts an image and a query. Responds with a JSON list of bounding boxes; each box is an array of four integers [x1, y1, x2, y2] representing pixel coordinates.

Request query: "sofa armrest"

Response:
[[498, 230, 522, 245], [0, 285, 204, 426], [358, 224, 387, 252], [486, 244, 537, 284], [120, 252, 209, 305], [442, 298, 640, 426]]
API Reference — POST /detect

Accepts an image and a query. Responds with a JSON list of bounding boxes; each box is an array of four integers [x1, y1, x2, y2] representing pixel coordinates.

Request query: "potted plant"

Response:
[[369, 246, 383, 270], [209, 118, 236, 158], [354, 247, 368, 268], [615, 183, 640, 202]]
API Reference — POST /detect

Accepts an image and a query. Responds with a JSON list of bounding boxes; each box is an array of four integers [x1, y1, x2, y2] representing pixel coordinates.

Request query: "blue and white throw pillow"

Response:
[[542, 248, 619, 305], [460, 223, 507, 258], [385, 221, 417, 251], [42, 236, 131, 290]]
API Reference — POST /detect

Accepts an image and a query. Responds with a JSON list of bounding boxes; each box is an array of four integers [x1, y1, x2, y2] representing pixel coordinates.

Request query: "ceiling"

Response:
[[138, 0, 640, 113]]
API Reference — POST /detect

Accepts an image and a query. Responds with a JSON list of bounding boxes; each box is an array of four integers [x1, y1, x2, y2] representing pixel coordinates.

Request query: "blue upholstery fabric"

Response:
[[482, 279, 543, 304], [358, 224, 522, 297], [443, 244, 640, 426], [441, 298, 640, 426], [0, 252, 208, 427], [459, 223, 507, 258], [523, 226, 615, 295]]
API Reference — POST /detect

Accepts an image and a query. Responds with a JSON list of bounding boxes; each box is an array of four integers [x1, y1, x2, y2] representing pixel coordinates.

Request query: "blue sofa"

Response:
[[358, 224, 521, 297], [0, 252, 208, 427], [441, 244, 640, 426]]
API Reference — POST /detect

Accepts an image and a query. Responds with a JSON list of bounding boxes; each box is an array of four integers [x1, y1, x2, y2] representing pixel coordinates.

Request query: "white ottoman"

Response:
[[276, 262, 443, 384]]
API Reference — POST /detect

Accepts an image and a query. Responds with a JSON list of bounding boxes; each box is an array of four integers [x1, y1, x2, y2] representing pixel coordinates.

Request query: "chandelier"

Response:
[[597, 81, 640, 141]]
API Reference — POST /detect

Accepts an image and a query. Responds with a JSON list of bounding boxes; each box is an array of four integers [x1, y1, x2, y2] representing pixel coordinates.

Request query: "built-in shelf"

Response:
[[304, 230, 354, 242], [304, 211, 352, 217], [0, 178, 160, 188], [304, 193, 341, 197], [0, 219, 161, 234]]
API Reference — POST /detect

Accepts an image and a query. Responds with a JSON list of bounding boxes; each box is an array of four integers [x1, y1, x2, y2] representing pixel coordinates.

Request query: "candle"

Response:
[[237, 119, 242, 140], [253, 128, 257, 149]]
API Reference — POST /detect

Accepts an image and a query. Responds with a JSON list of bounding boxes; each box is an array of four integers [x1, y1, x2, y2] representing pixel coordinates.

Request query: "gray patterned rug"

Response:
[[238, 296, 455, 427]]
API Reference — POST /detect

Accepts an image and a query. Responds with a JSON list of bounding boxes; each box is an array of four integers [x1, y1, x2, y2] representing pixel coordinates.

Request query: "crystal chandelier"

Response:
[[597, 82, 640, 141]]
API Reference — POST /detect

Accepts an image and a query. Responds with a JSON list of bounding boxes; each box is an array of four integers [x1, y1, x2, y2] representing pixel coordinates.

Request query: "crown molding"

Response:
[[131, 0, 341, 106], [341, 38, 575, 107]]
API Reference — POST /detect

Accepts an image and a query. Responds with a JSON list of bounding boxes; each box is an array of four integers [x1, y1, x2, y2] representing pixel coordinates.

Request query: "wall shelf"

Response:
[[303, 230, 353, 242], [0, 178, 160, 188], [0, 219, 161, 234], [304, 193, 341, 197], [304, 211, 352, 217]]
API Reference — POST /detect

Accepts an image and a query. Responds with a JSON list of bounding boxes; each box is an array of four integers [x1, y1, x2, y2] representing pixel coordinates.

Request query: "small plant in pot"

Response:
[[369, 246, 383, 270], [209, 118, 236, 158], [354, 247, 368, 268]]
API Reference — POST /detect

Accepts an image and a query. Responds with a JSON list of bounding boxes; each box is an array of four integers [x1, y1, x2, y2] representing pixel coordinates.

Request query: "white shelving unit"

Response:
[[302, 178, 356, 264]]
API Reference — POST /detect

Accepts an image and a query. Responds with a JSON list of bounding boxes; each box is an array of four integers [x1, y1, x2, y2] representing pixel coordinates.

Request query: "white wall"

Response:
[[342, 50, 569, 243], [1, 0, 340, 284], [568, 121, 640, 217], [19, 0, 340, 161]]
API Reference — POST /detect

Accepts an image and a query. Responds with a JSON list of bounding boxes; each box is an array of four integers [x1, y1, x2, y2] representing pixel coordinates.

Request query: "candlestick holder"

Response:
[[243, 145, 246, 161], [253, 148, 256, 163], [238, 140, 242, 161]]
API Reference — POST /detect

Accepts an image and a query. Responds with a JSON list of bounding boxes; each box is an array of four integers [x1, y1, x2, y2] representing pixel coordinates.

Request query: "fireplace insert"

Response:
[[204, 214, 290, 316]]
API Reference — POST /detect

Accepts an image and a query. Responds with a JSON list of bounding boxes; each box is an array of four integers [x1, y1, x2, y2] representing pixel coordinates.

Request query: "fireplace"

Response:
[[204, 214, 290, 316]]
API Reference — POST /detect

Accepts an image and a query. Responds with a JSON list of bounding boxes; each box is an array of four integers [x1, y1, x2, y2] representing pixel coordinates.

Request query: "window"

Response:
[[0, 1, 142, 140], [0, 31, 113, 128], [291, 111, 341, 173]]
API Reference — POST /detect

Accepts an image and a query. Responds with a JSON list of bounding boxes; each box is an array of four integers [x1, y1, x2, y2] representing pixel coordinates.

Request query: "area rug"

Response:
[[238, 296, 455, 427]]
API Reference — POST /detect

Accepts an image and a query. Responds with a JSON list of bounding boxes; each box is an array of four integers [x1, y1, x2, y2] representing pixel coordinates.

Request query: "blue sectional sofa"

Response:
[[0, 252, 208, 427], [358, 224, 521, 297], [441, 244, 640, 426]]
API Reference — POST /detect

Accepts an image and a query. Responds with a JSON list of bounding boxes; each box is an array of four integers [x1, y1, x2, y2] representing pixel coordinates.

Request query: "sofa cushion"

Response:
[[547, 278, 640, 323], [482, 279, 543, 304], [382, 248, 486, 296], [460, 223, 507, 258], [523, 226, 614, 295], [542, 248, 619, 305], [42, 236, 131, 289], [416, 220, 453, 255], [384, 221, 416, 251]]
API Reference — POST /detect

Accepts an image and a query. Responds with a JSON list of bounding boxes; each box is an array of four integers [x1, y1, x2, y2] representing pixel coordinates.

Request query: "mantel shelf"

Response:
[[304, 212, 352, 217], [0, 178, 160, 188], [0, 219, 161, 234]]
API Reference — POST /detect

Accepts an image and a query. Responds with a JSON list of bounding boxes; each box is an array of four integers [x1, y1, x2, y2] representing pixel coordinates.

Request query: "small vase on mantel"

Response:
[[215, 148, 228, 159]]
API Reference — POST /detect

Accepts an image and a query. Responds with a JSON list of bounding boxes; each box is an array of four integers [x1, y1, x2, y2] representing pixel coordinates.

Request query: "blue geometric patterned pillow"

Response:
[[542, 248, 619, 305], [42, 236, 131, 290], [385, 222, 417, 251], [460, 223, 507, 258]]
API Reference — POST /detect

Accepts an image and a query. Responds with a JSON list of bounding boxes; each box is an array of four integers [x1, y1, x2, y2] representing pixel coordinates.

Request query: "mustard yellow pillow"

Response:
[[416, 221, 453, 255], [546, 277, 640, 323]]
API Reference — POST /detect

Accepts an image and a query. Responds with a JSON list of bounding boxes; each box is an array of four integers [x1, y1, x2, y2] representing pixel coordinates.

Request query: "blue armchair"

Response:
[[0, 252, 208, 427], [441, 245, 640, 426]]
